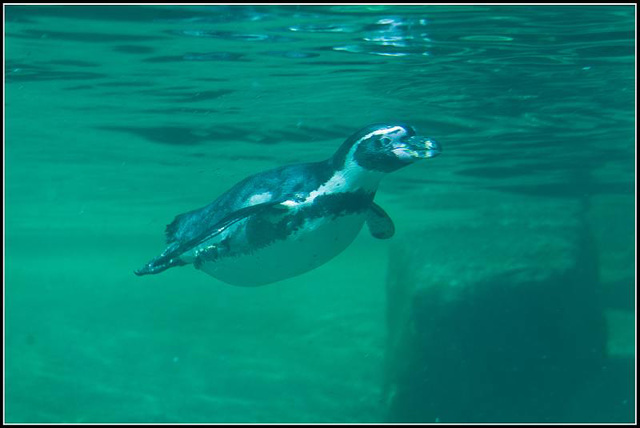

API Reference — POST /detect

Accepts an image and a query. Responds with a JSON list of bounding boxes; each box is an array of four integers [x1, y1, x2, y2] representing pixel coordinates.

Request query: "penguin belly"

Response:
[[198, 213, 367, 286]]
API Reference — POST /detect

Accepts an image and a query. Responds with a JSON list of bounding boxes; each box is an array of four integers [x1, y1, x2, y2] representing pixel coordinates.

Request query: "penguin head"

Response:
[[332, 123, 441, 173]]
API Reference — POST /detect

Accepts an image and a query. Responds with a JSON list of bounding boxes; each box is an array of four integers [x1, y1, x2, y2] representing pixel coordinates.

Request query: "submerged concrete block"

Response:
[[384, 200, 608, 423]]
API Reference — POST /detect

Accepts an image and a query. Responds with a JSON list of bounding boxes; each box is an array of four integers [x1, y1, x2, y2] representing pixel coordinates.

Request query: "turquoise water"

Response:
[[4, 5, 635, 423]]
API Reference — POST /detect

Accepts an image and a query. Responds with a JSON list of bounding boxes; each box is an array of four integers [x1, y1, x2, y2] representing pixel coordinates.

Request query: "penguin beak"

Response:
[[394, 136, 442, 160]]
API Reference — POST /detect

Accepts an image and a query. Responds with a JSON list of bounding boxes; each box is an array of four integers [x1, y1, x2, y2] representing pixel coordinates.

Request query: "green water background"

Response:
[[4, 5, 636, 423]]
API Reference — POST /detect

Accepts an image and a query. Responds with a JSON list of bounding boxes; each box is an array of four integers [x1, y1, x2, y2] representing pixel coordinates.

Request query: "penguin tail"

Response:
[[134, 253, 186, 276]]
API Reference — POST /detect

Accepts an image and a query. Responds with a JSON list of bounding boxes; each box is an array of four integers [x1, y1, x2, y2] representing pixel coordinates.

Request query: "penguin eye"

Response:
[[380, 137, 391, 145]]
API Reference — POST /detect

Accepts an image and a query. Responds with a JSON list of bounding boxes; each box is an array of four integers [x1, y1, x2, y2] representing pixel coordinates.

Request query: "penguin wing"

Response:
[[137, 200, 291, 276], [173, 200, 290, 253], [366, 202, 395, 239]]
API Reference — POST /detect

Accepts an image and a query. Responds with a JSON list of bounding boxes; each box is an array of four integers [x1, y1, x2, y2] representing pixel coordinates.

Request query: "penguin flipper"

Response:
[[366, 202, 395, 239], [182, 200, 290, 250], [137, 201, 290, 276]]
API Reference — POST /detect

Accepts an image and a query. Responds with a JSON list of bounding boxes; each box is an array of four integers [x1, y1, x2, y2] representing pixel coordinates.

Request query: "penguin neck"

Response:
[[325, 156, 386, 194], [298, 153, 384, 208]]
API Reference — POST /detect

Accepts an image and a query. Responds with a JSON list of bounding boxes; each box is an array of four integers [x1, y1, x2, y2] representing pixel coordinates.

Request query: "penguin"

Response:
[[135, 122, 441, 286]]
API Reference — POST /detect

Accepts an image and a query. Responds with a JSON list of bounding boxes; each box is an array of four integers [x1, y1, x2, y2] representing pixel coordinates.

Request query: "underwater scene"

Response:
[[4, 4, 636, 424]]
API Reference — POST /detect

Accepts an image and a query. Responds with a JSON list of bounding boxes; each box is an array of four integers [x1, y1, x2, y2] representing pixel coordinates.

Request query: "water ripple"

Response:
[[288, 23, 359, 33], [329, 15, 433, 57], [169, 29, 296, 43]]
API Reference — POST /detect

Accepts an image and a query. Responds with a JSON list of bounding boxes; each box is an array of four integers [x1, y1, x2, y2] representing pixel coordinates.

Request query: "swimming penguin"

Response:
[[135, 123, 441, 286]]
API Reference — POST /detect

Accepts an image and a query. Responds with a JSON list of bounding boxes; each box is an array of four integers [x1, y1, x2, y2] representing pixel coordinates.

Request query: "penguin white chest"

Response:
[[197, 212, 367, 286]]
